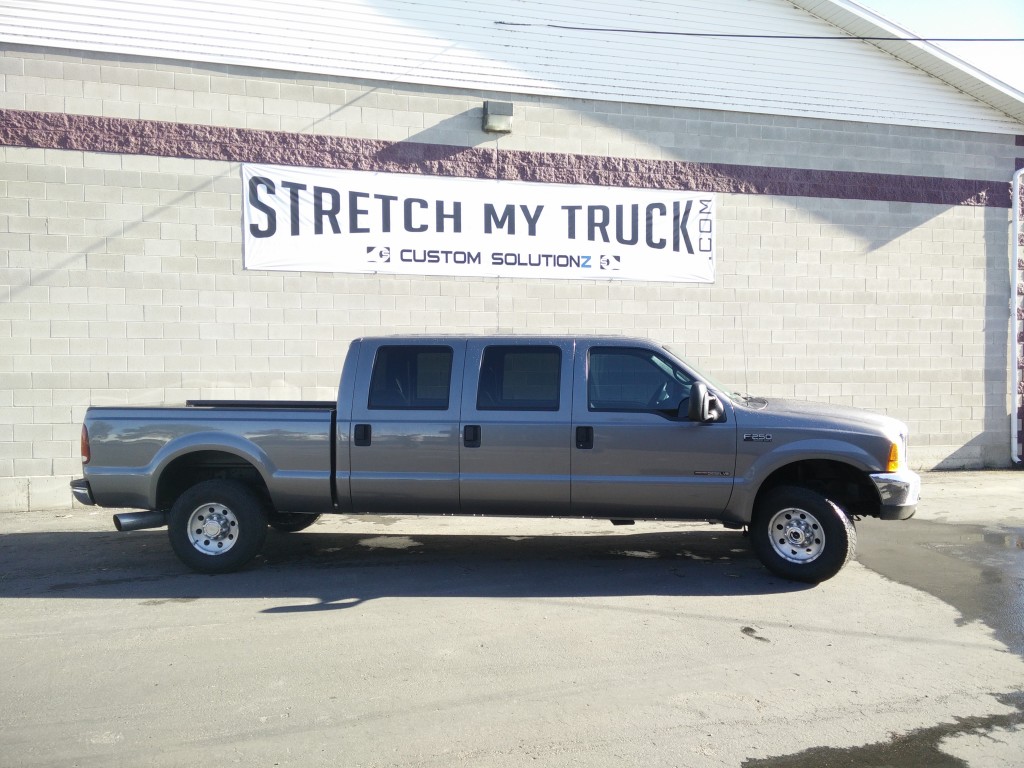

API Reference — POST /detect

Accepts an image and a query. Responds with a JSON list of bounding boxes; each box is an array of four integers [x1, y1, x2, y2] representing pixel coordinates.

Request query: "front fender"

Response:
[[725, 438, 880, 524]]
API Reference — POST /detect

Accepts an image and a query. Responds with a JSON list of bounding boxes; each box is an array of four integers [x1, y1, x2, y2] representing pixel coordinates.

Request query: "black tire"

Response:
[[167, 479, 269, 573], [268, 512, 321, 533], [750, 486, 856, 583]]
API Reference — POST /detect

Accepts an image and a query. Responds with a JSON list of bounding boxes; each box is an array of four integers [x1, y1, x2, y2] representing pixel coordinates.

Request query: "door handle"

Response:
[[354, 423, 372, 447], [575, 426, 594, 449], [464, 424, 481, 448]]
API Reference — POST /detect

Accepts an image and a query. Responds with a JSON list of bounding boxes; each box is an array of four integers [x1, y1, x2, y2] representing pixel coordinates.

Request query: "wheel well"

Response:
[[754, 460, 880, 519], [156, 451, 269, 510]]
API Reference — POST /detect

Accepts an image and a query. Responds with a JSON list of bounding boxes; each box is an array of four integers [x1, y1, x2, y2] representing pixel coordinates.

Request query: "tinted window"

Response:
[[588, 347, 692, 413], [368, 346, 453, 410], [477, 346, 561, 411]]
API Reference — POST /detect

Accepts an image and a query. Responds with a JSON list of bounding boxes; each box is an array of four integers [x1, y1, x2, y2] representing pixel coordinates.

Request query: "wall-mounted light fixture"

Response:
[[482, 100, 513, 133]]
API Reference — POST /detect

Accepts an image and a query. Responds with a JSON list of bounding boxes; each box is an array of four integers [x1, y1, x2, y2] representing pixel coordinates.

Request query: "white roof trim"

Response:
[[793, 0, 1024, 123]]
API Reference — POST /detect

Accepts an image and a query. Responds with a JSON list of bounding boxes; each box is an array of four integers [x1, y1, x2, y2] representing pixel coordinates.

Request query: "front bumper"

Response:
[[870, 469, 921, 520], [70, 478, 95, 506]]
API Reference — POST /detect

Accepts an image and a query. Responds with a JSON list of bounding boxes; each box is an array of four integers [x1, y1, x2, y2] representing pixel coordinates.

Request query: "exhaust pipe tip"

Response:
[[113, 511, 168, 532]]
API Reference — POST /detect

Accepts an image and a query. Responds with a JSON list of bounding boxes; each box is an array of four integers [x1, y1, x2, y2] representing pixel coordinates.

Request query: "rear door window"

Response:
[[476, 346, 561, 411], [368, 345, 453, 410]]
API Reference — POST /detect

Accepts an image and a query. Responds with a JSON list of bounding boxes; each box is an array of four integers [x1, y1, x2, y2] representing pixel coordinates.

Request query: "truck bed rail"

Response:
[[185, 400, 336, 409]]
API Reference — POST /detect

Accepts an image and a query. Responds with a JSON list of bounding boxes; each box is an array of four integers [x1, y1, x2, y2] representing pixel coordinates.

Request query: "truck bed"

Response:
[[84, 403, 336, 512]]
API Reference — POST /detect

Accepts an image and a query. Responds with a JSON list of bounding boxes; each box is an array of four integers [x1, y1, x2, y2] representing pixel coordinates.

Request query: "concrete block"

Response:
[[0, 477, 29, 513]]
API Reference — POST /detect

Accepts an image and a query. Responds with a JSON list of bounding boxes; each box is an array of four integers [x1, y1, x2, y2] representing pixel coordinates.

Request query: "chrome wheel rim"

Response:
[[186, 502, 239, 556], [768, 507, 825, 564]]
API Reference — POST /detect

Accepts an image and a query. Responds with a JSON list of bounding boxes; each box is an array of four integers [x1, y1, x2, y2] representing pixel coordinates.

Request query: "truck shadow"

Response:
[[0, 526, 813, 610]]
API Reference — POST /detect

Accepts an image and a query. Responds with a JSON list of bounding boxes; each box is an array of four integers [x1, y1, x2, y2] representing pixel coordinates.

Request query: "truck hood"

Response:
[[742, 397, 908, 441]]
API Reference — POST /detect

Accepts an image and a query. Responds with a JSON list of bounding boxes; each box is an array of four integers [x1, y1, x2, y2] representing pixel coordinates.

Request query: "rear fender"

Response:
[[152, 432, 274, 503]]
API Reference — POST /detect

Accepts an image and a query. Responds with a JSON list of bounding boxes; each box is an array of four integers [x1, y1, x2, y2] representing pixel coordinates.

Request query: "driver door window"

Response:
[[588, 347, 691, 416]]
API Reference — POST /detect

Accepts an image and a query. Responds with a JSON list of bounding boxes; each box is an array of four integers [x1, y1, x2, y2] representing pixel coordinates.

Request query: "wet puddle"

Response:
[[746, 518, 1024, 766], [743, 693, 1024, 768], [357, 535, 422, 550], [855, 518, 1024, 657]]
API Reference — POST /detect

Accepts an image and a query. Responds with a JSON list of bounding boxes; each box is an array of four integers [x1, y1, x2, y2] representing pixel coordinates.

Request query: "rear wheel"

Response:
[[750, 486, 856, 583], [268, 512, 321, 533], [168, 479, 269, 573]]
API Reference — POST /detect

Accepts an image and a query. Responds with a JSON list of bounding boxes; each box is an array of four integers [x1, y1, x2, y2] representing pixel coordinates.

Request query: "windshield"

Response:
[[663, 344, 742, 401]]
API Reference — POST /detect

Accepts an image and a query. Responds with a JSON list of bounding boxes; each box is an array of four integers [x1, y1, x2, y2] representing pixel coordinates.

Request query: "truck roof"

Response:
[[352, 334, 663, 345]]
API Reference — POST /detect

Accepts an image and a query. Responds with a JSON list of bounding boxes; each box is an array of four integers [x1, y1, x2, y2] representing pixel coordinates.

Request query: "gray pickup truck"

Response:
[[72, 335, 919, 582]]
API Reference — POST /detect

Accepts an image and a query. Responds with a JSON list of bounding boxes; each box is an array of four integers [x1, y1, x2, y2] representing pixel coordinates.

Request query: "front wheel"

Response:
[[750, 486, 856, 583], [168, 479, 269, 573]]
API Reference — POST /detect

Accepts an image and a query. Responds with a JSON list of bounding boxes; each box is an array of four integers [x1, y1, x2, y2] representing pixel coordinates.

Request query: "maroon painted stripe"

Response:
[[0, 108, 1012, 208]]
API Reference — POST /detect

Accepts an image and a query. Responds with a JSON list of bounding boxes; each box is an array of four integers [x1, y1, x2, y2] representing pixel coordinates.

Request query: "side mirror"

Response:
[[686, 382, 721, 423]]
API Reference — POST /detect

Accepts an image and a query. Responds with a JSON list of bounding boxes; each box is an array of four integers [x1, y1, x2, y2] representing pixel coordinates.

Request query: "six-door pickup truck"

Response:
[[71, 335, 920, 582]]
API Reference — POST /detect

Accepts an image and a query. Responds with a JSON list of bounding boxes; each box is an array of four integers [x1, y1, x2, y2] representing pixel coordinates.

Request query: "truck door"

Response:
[[348, 340, 465, 514], [459, 339, 574, 516], [570, 341, 736, 518]]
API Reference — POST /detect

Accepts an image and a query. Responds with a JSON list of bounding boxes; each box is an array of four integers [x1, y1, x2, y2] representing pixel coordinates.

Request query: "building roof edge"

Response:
[[792, 0, 1024, 125]]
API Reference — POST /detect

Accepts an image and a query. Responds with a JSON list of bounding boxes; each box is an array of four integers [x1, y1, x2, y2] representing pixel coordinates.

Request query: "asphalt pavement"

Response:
[[0, 470, 1021, 767]]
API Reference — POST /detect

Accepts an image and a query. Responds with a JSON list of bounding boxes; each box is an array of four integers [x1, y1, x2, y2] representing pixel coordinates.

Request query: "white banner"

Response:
[[242, 164, 715, 283]]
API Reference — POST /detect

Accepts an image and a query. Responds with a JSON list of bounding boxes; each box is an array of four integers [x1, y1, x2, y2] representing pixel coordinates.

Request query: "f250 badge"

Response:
[[743, 433, 773, 442]]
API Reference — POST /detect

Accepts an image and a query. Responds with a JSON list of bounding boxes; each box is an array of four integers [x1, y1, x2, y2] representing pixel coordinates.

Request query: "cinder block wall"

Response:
[[0, 45, 1018, 510]]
